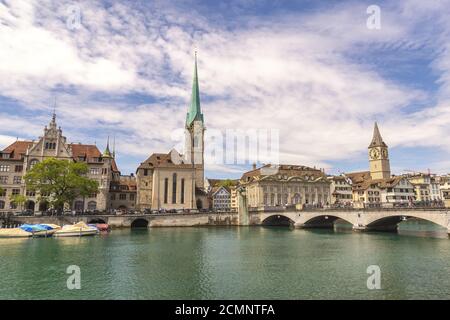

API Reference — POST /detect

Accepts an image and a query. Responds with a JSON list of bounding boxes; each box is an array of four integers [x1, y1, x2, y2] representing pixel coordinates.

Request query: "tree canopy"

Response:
[[24, 158, 99, 211]]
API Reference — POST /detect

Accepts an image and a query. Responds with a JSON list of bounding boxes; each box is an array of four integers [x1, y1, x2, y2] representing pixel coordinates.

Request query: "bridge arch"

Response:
[[262, 214, 295, 226], [301, 214, 355, 228], [88, 218, 107, 224], [365, 212, 449, 231], [131, 218, 149, 228]]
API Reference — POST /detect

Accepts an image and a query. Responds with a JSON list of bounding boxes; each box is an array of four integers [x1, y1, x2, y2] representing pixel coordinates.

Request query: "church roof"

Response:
[[369, 122, 387, 148], [137, 151, 194, 169], [186, 53, 204, 127]]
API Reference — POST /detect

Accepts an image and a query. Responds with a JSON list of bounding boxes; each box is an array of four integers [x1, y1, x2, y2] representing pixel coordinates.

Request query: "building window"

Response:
[[119, 194, 126, 200], [181, 178, 185, 204], [13, 176, 21, 184], [45, 142, 56, 149], [172, 173, 177, 204], [111, 194, 116, 201], [12, 189, 20, 196], [164, 178, 168, 204], [87, 201, 97, 211], [0, 176, 7, 183], [0, 200, 4, 209], [0, 189, 5, 197], [144, 169, 148, 176], [130, 194, 135, 201], [10, 202, 17, 209], [15, 165, 23, 173], [0, 165, 10, 172], [29, 160, 38, 169], [90, 168, 100, 175], [26, 190, 35, 197]]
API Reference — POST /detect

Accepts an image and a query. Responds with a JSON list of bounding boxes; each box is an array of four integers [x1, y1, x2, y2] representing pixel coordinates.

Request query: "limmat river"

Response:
[[0, 220, 450, 300]]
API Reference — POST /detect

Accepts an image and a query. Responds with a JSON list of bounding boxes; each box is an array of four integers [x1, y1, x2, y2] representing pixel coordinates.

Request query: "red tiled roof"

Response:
[[69, 144, 102, 160], [1, 140, 33, 160]]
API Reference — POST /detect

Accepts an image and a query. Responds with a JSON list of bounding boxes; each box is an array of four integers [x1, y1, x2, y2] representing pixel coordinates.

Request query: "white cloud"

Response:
[[0, 0, 449, 176]]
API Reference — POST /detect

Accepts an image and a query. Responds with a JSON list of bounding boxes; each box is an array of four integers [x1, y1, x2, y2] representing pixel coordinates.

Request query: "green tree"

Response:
[[10, 194, 27, 211], [24, 158, 99, 212]]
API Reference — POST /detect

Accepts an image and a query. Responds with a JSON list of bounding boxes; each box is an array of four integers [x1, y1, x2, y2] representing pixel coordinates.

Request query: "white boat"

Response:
[[54, 221, 98, 237], [0, 228, 32, 238]]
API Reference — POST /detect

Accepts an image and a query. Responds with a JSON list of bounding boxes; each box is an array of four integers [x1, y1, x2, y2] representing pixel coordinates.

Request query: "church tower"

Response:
[[368, 122, 391, 180], [185, 53, 205, 189]]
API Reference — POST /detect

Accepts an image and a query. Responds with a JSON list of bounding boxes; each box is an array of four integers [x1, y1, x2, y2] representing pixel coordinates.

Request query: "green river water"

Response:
[[0, 220, 449, 299]]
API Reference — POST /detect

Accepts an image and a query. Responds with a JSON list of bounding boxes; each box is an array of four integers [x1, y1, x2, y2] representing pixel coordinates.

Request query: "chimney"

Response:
[[252, 162, 256, 170]]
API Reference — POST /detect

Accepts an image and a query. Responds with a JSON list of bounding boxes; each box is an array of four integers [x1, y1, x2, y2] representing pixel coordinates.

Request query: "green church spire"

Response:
[[103, 136, 112, 158], [186, 52, 204, 127]]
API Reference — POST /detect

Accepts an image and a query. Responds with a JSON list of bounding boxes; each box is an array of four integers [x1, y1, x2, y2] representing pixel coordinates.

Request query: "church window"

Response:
[[181, 178, 185, 204], [172, 173, 177, 204], [164, 178, 168, 204]]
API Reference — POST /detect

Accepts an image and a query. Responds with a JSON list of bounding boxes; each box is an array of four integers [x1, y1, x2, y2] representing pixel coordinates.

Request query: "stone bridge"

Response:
[[250, 209, 450, 232], [2, 208, 450, 234]]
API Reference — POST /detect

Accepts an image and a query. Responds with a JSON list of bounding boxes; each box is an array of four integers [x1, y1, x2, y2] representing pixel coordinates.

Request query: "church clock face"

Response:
[[369, 148, 380, 160]]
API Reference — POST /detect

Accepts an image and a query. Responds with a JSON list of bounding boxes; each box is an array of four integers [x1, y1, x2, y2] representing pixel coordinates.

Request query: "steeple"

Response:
[[49, 110, 57, 130], [369, 122, 387, 148], [186, 52, 204, 127], [103, 136, 112, 158]]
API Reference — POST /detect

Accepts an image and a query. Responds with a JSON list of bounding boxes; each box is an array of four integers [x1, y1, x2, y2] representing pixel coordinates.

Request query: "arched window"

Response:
[[29, 159, 39, 169], [172, 173, 177, 204]]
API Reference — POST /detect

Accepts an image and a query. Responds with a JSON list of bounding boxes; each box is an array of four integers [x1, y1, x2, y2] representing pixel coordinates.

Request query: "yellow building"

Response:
[[239, 164, 331, 209]]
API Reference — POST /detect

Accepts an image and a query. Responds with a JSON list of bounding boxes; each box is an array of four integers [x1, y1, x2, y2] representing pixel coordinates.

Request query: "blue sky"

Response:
[[0, 0, 449, 178]]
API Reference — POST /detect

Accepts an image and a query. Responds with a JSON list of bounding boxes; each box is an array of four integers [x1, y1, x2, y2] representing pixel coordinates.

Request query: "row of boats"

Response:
[[0, 221, 110, 238]]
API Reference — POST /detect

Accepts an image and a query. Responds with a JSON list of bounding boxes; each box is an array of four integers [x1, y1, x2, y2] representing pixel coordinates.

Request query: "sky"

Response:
[[0, 0, 449, 178]]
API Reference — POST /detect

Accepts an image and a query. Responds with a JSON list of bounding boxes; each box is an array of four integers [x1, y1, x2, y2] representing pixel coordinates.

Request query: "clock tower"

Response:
[[368, 122, 391, 180]]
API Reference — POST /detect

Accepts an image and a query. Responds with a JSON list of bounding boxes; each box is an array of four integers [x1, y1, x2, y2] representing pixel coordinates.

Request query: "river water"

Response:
[[0, 220, 449, 299]]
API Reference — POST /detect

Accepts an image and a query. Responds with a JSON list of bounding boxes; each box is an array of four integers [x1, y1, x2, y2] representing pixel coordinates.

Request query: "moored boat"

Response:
[[54, 221, 98, 237], [0, 228, 32, 238], [19, 224, 61, 237]]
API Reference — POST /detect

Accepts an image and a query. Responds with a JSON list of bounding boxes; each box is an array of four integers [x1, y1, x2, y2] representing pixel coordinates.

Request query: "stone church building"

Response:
[[136, 55, 208, 211]]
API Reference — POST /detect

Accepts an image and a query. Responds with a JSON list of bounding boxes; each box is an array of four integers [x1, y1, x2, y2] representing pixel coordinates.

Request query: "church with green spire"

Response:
[[135, 53, 208, 211]]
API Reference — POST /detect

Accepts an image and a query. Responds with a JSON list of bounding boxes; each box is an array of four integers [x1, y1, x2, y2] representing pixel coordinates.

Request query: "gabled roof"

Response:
[[138, 151, 193, 170], [1, 140, 33, 160], [69, 144, 102, 161]]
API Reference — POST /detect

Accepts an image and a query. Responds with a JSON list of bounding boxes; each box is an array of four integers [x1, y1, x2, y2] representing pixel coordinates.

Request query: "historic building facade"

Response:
[[136, 55, 207, 211], [239, 164, 331, 209], [0, 114, 134, 213], [328, 175, 353, 206]]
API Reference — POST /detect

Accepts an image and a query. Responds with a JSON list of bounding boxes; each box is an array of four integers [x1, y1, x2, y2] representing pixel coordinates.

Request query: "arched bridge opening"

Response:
[[88, 218, 107, 224], [366, 215, 447, 233], [303, 215, 353, 229], [131, 218, 149, 229], [262, 215, 295, 227]]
